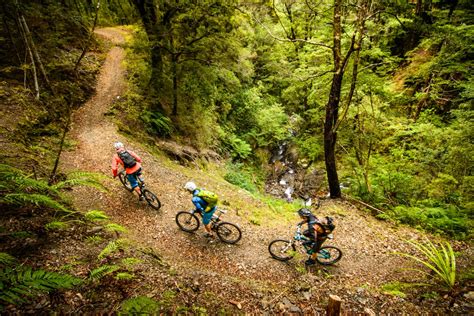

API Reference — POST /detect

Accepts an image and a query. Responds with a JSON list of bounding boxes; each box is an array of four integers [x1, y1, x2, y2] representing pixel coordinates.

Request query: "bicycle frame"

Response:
[[291, 225, 333, 254], [190, 209, 227, 226]]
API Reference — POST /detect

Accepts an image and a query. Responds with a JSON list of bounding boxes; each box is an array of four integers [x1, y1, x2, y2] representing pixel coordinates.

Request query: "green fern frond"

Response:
[[121, 258, 142, 267], [119, 296, 160, 315], [105, 223, 127, 234], [53, 171, 108, 192], [89, 265, 120, 281], [115, 272, 135, 280], [0, 253, 16, 267], [85, 210, 109, 222], [85, 235, 103, 244], [0, 267, 81, 305], [2, 193, 71, 213], [45, 221, 69, 231], [98, 238, 129, 260]]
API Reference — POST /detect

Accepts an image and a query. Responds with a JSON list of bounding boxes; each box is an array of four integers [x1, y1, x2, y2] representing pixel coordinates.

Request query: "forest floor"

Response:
[[21, 27, 472, 314]]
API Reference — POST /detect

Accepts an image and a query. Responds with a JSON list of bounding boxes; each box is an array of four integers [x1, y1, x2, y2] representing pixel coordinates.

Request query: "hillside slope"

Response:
[[57, 27, 471, 314]]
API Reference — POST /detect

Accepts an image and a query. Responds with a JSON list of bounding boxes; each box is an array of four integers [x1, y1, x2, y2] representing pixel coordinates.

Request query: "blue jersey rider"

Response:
[[184, 181, 218, 238]]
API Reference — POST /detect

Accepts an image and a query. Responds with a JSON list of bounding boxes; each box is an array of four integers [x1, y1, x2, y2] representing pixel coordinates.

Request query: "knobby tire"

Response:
[[143, 189, 161, 210], [118, 172, 133, 191], [316, 246, 343, 265], [175, 211, 200, 232], [268, 239, 295, 261], [215, 222, 242, 244]]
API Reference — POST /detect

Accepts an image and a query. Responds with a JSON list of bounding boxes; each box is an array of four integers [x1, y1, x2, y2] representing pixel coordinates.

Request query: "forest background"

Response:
[[0, 0, 472, 313]]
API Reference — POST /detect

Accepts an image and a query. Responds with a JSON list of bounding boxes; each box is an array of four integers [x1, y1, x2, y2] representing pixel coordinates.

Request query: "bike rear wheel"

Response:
[[118, 172, 133, 191], [268, 239, 295, 261], [215, 222, 241, 244], [175, 211, 200, 232], [143, 189, 161, 210], [316, 246, 343, 265]]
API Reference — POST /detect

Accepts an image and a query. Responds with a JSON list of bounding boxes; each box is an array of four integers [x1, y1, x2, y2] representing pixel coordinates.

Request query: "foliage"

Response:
[[85, 210, 109, 222], [104, 223, 127, 234], [223, 163, 259, 193], [89, 265, 120, 281], [45, 221, 69, 231], [0, 164, 106, 215], [119, 296, 160, 315], [141, 110, 174, 137], [396, 239, 457, 289], [98, 239, 129, 260], [0, 253, 16, 267], [85, 236, 103, 245], [381, 281, 425, 298], [0, 267, 81, 305]]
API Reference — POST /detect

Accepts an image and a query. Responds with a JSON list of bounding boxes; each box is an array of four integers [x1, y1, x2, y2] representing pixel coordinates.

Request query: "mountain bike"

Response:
[[118, 170, 161, 210], [268, 225, 342, 265], [175, 209, 242, 244]]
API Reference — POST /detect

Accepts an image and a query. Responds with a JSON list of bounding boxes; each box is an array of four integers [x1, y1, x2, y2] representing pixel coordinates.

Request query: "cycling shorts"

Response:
[[201, 206, 217, 225], [127, 168, 142, 189]]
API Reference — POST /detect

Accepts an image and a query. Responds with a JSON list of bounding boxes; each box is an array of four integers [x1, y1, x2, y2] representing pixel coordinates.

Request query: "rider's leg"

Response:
[[202, 207, 217, 237], [127, 173, 142, 199], [309, 238, 325, 261]]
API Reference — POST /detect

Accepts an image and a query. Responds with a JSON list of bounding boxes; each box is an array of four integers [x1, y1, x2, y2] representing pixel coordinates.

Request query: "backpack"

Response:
[[118, 150, 137, 168], [196, 189, 218, 210], [320, 216, 336, 233]]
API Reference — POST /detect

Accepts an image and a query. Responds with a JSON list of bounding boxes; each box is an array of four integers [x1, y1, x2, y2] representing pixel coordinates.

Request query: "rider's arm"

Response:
[[192, 196, 206, 213], [111, 154, 120, 177]]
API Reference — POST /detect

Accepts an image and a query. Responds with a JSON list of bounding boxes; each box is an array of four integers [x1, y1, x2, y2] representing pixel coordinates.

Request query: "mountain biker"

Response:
[[184, 181, 218, 238], [111, 142, 145, 200], [297, 207, 331, 266]]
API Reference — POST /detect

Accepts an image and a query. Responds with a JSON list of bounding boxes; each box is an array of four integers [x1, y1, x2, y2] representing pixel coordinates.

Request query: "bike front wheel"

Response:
[[268, 239, 295, 261], [118, 172, 133, 191], [215, 222, 241, 244], [316, 246, 343, 265], [175, 211, 200, 232], [143, 189, 161, 210]]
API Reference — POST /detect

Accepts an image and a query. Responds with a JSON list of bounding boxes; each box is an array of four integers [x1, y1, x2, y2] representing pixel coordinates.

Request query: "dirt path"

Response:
[[59, 28, 453, 313]]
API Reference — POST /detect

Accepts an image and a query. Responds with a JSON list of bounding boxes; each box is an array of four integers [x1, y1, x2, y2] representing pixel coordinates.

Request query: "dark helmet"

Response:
[[298, 208, 312, 217]]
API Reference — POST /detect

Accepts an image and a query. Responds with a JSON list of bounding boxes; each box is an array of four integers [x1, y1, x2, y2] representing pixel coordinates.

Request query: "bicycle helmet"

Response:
[[114, 142, 124, 150], [297, 208, 312, 217], [184, 181, 197, 192]]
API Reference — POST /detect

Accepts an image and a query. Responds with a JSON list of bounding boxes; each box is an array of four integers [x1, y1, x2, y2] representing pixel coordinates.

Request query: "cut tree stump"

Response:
[[326, 294, 342, 316]]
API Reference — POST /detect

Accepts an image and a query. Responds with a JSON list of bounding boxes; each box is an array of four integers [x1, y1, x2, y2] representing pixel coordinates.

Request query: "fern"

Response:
[[120, 296, 160, 315], [45, 221, 69, 230], [85, 210, 109, 222], [121, 257, 142, 267], [98, 239, 129, 260], [105, 223, 127, 234], [0, 267, 81, 305], [89, 265, 120, 281], [85, 235, 103, 244], [52, 171, 108, 192], [0, 253, 16, 267], [115, 272, 135, 280], [2, 193, 72, 213]]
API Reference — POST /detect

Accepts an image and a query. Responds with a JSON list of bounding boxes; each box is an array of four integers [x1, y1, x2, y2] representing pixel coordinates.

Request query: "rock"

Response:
[[364, 307, 376, 316], [289, 305, 302, 313], [303, 291, 312, 300], [465, 291, 474, 301]]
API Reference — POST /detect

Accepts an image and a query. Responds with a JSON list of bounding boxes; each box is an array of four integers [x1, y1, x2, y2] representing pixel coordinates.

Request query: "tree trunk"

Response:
[[18, 15, 39, 99], [74, 0, 100, 74], [323, 0, 344, 198], [132, 0, 164, 111], [324, 72, 343, 198], [171, 54, 178, 116]]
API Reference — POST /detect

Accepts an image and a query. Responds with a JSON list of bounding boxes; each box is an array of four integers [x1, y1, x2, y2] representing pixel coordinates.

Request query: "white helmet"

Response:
[[184, 181, 197, 192], [114, 142, 124, 150]]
